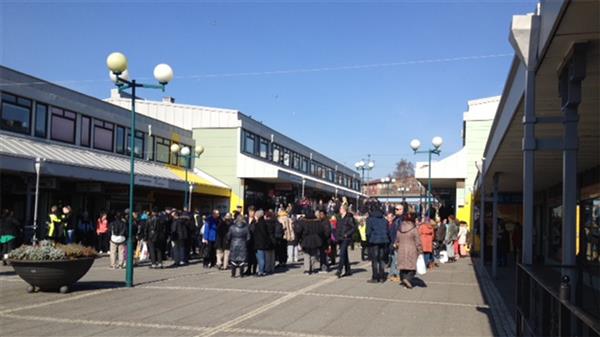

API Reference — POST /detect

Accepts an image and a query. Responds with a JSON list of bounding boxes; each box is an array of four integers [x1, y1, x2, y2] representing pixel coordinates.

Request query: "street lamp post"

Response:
[[410, 137, 443, 219], [32, 157, 43, 244], [171, 144, 204, 210], [107, 52, 173, 288], [355, 155, 375, 195]]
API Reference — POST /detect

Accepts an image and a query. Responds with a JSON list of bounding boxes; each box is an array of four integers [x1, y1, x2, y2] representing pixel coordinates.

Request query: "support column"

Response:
[[522, 69, 536, 265], [559, 44, 586, 301], [25, 179, 33, 243], [479, 183, 486, 267], [492, 173, 499, 279]]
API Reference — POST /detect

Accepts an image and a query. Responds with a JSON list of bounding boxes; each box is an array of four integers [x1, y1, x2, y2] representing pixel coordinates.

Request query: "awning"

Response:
[[0, 132, 231, 197], [415, 147, 467, 189]]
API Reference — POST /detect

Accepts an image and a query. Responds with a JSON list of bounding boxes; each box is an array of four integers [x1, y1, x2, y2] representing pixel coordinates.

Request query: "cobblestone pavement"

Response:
[[0, 250, 511, 337]]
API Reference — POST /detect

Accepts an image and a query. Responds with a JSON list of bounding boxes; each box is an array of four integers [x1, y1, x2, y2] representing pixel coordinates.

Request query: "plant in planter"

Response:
[[8, 241, 97, 293]]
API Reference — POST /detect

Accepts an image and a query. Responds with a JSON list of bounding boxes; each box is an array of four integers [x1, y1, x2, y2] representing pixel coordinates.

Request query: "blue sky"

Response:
[[1, 0, 536, 178]]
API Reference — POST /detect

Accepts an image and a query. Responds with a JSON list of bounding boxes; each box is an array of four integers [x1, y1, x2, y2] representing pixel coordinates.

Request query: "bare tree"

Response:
[[392, 159, 414, 180]]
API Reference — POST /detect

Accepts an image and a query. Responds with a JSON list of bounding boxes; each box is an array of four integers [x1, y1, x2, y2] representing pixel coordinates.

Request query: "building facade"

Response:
[[0, 66, 231, 240], [106, 92, 363, 212]]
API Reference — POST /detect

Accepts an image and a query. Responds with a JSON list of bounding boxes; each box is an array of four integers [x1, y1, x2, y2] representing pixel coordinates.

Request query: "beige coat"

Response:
[[279, 216, 295, 242], [395, 221, 423, 271]]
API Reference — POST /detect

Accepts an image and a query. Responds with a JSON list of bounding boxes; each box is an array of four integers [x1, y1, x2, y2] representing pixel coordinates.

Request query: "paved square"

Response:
[[0, 251, 508, 336]]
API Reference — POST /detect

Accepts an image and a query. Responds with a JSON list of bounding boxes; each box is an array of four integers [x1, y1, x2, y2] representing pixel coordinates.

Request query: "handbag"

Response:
[[111, 235, 126, 244], [416, 254, 427, 275]]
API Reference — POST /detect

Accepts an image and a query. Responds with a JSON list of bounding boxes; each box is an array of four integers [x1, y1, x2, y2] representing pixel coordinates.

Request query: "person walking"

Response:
[[109, 212, 127, 269], [227, 213, 250, 277], [366, 202, 390, 283], [203, 210, 219, 268], [419, 218, 435, 268], [96, 212, 110, 254], [336, 204, 356, 278], [296, 209, 323, 275], [253, 210, 274, 276], [388, 205, 404, 283], [445, 215, 459, 262], [395, 215, 423, 289], [216, 213, 232, 270]]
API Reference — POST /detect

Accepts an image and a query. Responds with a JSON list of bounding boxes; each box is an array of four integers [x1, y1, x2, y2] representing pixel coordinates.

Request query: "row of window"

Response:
[[242, 130, 360, 191], [0, 92, 191, 168]]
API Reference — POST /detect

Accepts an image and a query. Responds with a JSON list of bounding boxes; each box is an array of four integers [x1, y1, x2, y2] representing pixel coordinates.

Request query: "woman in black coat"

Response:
[[296, 209, 324, 274], [226, 215, 250, 278]]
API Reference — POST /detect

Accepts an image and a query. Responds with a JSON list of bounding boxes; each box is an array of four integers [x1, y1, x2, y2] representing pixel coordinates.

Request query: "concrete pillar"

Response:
[[25, 179, 33, 242], [559, 43, 586, 300], [522, 69, 536, 266], [480, 184, 486, 267], [492, 173, 499, 279]]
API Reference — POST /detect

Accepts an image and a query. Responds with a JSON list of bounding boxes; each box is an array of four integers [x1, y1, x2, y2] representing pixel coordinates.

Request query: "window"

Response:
[[155, 137, 170, 163], [50, 107, 76, 144], [310, 162, 316, 176], [292, 153, 301, 170], [148, 135, 155, 161], [116, 126, 126, 154], [80, 116, 91, 147], [93, 119, 114, 152], [272, 144, 281, 163], [1, 92, 32, 134], [34, 103, 47, 138], [243, 131, 256, 154], [259, 138, 269, 159], [327, 168, 334, 182], [282, 149, 290, 167], [126, 130, 144, 159], [301, 157, 308, 173]]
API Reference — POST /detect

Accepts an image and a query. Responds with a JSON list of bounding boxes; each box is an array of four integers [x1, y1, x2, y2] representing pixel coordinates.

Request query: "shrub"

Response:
[[8, 241, 97, 261]]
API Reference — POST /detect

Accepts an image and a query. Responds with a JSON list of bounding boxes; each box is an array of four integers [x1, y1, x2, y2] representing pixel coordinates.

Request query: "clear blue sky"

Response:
[[1, 0, 536, 178]]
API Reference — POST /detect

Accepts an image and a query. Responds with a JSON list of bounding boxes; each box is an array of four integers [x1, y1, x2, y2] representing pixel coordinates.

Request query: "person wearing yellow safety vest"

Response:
[[358, 215, 368, 261], [47, 205, 65, 243]]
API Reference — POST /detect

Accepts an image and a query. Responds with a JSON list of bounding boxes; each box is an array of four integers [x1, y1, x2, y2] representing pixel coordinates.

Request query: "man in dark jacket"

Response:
[[253, 210, 274, 276], [170, 211, 190, 267], [336, 204, 356, 278], [296, 208, 324, 274], [145, 210, 167, 269], [245, 206, 257, 275], [366, 203, 390, 283], [317, 209, 332, 272]]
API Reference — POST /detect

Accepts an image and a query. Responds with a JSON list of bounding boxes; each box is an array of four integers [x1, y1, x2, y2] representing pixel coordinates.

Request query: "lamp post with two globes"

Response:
[[107, 52, 173, 288], [170, 144, 205, 211], [410, 137, 443, 219], [355, 155, 375, 194]]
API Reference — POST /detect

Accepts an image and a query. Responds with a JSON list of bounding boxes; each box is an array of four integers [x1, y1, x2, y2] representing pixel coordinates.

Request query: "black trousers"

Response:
[[400, 269, 415, 282], [275, 239, 287, 265], [337, 239, 352, 274], [369, 243, 387, 281], [97, 232, 110, 252], [147, 240, 164, 265], [203, 242, 216, 267]]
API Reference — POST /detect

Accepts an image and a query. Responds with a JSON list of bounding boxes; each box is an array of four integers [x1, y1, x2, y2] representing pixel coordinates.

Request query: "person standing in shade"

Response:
[[109, 212, 127, 269], [145, 210, 167, 269], [96, 211, 110, 254], [366, 202, 390, 283], [445, 215, 459, 262], [245, 206, 258, 275], [227, 212, 250, 277], [395, 214, 423, 289], [48, 205, 65, 243], [216, 212, 232, 270], [336, 204, 357, 278]]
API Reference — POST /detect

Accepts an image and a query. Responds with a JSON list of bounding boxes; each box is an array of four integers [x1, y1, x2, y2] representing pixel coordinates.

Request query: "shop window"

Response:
[[548, 205, 563, 262], [327, 169, 334, 182], [155, 137, 170, 163], [243, 131, 256, 155], [93, 119, 114, 152], [581, 198, 600, 265], [80, 116, 91, 147], [310, 162, 316, 176], [34, 103, 47, 138], [259, 138, 269, 159], [50, 107, 76, 144], [292, 153, 300, 170], [116, 126, 126, 154], [1, 92, 32, 135], [301, 158, 308, 173], [272, 144, 281, 163]]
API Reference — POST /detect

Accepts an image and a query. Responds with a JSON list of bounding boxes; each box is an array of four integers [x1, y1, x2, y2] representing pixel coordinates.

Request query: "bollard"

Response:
[[559, 275, 570, 302]]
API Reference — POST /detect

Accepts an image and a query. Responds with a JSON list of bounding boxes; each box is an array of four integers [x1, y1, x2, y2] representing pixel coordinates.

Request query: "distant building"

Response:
[[106, 91, 364, 212]]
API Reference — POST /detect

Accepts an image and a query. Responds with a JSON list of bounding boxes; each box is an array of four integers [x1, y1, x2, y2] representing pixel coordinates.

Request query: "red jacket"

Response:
[[419, 224, 434, 253]]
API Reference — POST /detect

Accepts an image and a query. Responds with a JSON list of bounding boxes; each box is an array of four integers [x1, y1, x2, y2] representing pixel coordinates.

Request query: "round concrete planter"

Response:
[[9, 257, 95, 293]]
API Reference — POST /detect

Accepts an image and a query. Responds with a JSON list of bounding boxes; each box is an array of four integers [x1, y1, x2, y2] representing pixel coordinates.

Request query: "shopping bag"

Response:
[[416, 254, 427, 275], [439, 250, 448, 264], [139, 241, 149, 262], [134, 241, 142, 259]]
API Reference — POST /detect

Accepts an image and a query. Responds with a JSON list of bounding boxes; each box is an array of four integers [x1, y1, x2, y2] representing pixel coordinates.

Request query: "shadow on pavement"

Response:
[[72, 281, 126, 291], [0, 270, 16, 276]]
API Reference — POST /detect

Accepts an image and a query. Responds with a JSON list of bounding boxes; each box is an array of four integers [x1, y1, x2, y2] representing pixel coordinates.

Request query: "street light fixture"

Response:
[[107, 52, 173, 288], [355, 155, 375, 195], [410, 136, 443, 219], [171, 144, 204, 210]]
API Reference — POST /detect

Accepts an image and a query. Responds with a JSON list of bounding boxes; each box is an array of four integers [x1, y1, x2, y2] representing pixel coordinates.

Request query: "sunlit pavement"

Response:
[[0, 250, 513, 337]]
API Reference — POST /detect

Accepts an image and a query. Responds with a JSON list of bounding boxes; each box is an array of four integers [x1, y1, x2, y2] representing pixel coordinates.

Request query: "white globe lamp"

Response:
[[107, 52, 128, 75], [154, 64, 174, 84]]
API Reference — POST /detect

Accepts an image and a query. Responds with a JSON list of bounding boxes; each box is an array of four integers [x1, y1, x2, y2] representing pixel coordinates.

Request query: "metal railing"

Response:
[[516, 263, 600, 336]]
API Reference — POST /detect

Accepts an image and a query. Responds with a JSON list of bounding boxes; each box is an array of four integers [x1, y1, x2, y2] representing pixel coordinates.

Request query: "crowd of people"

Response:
[[1, 197, 472, 288]]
